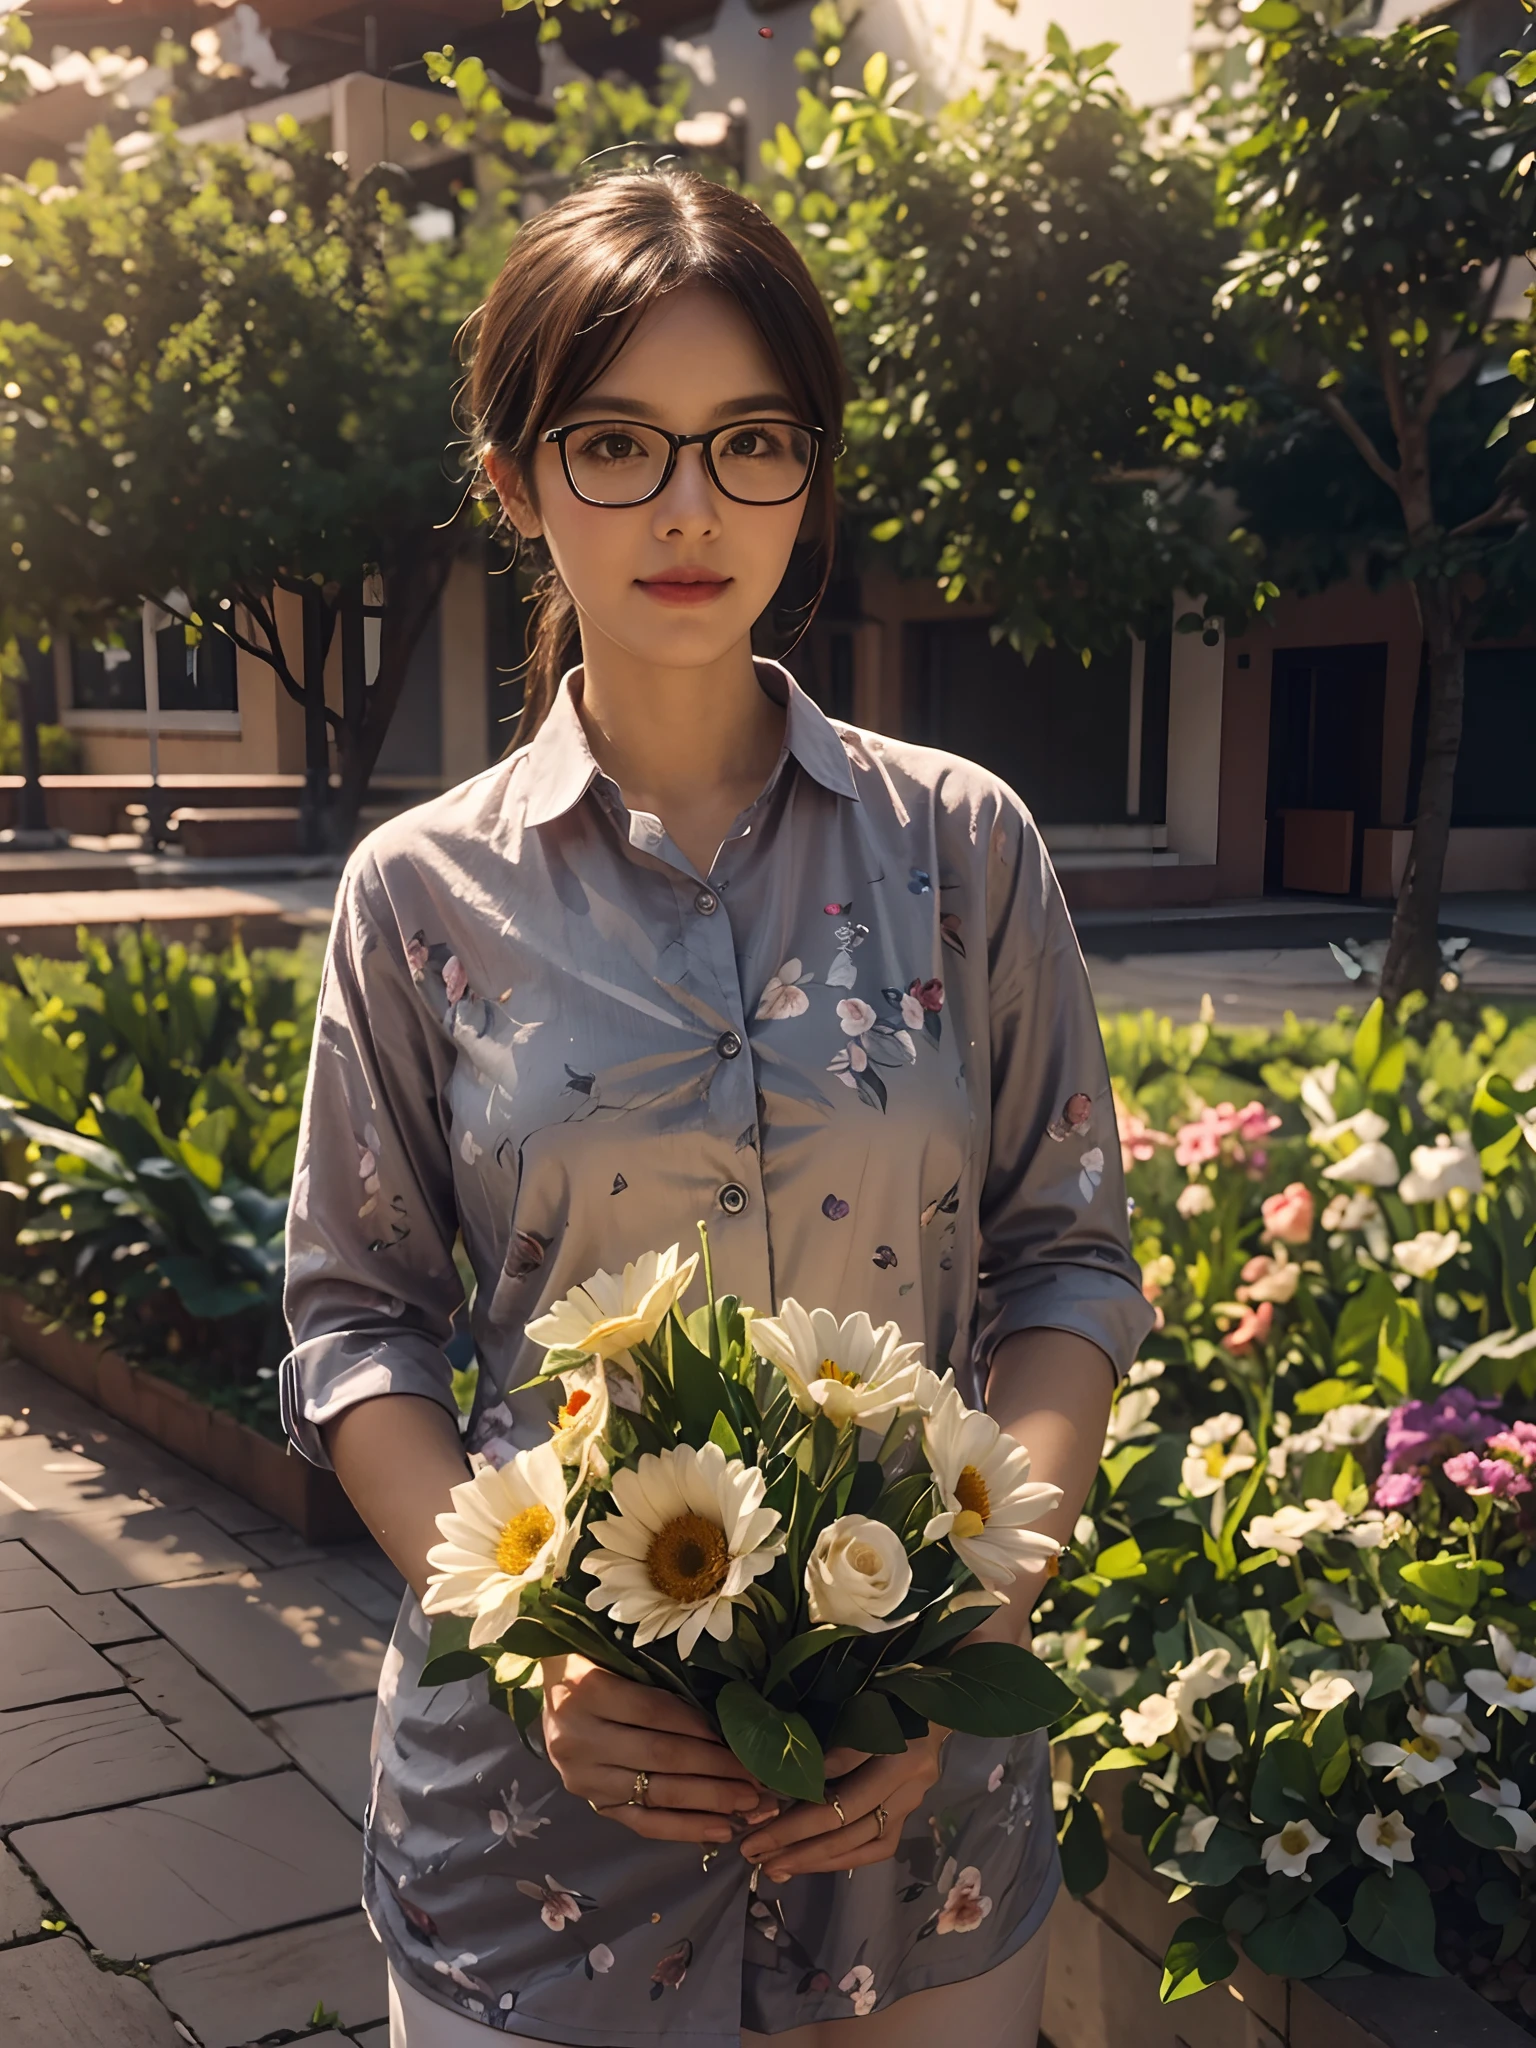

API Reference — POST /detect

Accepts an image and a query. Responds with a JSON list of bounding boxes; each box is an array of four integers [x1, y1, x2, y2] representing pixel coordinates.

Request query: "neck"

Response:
[[571, 625, 786, 814]]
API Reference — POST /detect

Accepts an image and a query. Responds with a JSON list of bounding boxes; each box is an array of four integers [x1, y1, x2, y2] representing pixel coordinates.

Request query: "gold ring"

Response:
[[629, 1770, 650, 1808], [830, 1796, 847, 1826], [875, 1804, 888, 1839]]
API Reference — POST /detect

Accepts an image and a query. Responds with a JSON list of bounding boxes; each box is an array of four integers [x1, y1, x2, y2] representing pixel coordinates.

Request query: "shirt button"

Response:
[[694, 887, 718, 916], [718, 1182, 749, 1216], [717, 1030, 742, 1061]]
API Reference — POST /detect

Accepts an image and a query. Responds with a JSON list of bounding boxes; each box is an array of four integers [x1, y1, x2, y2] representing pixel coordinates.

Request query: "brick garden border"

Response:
[[0, 1292, 361, 1542], [1043, 1775, 1531, 2048]]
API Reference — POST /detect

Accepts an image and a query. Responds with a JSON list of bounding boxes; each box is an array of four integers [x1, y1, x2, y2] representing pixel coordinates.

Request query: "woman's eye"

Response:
[[578, 432, 641, 463], [726, 429, 775, 458]]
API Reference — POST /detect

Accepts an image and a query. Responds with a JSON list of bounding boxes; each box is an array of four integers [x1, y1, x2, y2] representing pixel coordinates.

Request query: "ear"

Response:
[[484, 447, 543, 540]]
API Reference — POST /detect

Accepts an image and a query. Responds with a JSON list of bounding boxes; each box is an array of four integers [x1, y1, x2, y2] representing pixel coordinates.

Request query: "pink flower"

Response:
[[1240, 1255, 1274, 1285], [1174, 1101, 1280, 1178], [1488, 1423, 1536, 1465], [1262, 1183, 1315, 1246], [1445, 1449, 1533, 1500], [1223, 1301, 1273, 1355], [840, 1964, 877, 2015], [1116, 1100, 1172, 1175], [837, 998, 877, 1036], [936, 1864, 993, 1935], [443, 955, 468, 1005], [1373, 1470, 1424, 1510], [909, 978, 945, 1012], [1236, 1101, 1283, 1144], [651, 1939, 692, 1992], [516, 1874, 585, 1931]]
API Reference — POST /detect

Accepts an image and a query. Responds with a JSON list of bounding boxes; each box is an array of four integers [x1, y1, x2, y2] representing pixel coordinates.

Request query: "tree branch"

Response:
[[1364, 287, 1412, 451], [1316, 389, 1400, 492], [1448, 490, 1526, 539], [1415, 337, 1480, 426]]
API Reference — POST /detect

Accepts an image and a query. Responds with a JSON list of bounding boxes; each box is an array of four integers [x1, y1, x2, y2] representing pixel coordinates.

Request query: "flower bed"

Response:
[[1044, 1000, 1536, 2027]]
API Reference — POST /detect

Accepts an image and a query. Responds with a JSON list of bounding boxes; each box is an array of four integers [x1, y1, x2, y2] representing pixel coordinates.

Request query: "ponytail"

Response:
[[511, 554, 579, 750]]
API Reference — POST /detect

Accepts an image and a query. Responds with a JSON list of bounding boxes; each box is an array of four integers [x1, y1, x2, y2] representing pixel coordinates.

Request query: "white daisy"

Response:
[[525, 1244, 698, 1362], [582, 1442, 784, 1657], [1466, 1626, 1536, 1715], [750, 1300, 926, 1427], [921, 1386, 1062, 1588], [424, 1443, 574, 1649], [1181, 1413, 1257, 1499]]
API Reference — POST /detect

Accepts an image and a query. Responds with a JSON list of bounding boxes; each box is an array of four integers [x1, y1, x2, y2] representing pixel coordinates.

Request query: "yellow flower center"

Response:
[[1202, 1445, 1228, 1479], [647, 1512, 730, 1605], [952, 1465, 991, 1541], [818, 1359, 862, 1386], [1279, 1823, 1311, 1855], [1507, 1673, 1535, 1695], [495, 1504, 556, 1579], [1405, 1734, 1441, 1762]]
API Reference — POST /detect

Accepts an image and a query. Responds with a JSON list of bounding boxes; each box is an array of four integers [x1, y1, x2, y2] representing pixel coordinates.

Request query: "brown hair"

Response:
[[464, 170, 848, 745]]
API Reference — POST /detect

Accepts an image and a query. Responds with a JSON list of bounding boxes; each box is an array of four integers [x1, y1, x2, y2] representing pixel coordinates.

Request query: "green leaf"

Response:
[[1082, 1745, 1162, 1784], [1250, 1738, 1320, 1825], [877, 1641, 1074, 1738], [1351, 1000, 1385, 1081], [1348, 1869, 1442, 1975], [715, 1679, 825, 1802], [1094, 1535, 1148, 1580], [1363, 1641, 1416, 1701], [1160, 1917, 1237, 2002], [762, 1625, 862, 1699], [1399, 1554, 1497, 1612], [829, 1688, 909, 1756], [669, 1321, 728, 1445], [1244, 1899, 1346, 1979], [1445, 1792, 1519, 1851], [421, 1613, 488, 1686], [1058, 1793, 1109, 1898], [708, 1409, 742, 1457], [1159, 1822, 1264, 1890]]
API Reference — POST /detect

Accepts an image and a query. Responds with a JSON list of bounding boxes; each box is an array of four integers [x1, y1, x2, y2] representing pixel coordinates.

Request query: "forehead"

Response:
[[580, 285, 792, 409]]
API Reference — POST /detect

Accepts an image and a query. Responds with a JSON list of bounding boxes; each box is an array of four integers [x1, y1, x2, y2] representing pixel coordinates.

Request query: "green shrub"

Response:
[[0, 925, 321, 1434], [0, 717, 80, 775]]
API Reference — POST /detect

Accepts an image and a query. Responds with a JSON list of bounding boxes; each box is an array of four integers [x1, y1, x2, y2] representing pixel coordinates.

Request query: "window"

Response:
[[62, 600, 241, 733], [69, 633, 148, 714], [154, 617, 239, 713]]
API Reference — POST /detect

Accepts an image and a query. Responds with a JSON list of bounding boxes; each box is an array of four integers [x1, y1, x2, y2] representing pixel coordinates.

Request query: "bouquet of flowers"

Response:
[[418, 1232, 1073, 1802]]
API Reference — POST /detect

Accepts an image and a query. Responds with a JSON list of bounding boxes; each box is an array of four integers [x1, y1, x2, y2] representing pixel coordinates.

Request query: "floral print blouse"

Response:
[[282, 661, 1151, 2043]]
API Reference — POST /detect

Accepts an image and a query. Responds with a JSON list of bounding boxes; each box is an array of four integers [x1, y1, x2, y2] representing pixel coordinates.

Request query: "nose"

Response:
[[651, 441, 723, 543]]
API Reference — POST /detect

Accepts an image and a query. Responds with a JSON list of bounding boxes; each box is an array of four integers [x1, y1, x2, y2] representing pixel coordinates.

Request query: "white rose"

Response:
[[1177, 1182, 1215, 1218], [805, 1515, 913, 1632]]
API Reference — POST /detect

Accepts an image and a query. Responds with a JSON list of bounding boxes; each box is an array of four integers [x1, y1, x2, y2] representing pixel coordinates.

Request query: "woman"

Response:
[[282, 171, 1152, 2048]]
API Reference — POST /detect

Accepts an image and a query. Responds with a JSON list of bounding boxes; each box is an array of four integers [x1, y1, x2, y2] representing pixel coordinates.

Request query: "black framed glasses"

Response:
[[543, 417, 826, 508]]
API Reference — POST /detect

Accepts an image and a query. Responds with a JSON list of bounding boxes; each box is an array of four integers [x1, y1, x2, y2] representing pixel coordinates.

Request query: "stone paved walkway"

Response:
[[0, 1343, 396, 2047]]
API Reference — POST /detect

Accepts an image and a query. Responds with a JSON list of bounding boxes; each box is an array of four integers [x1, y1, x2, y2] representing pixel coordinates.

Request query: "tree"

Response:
[[0, 106, 499, 850], [1164, 5, 1536, 1003], [756, 14, 1264, 658]]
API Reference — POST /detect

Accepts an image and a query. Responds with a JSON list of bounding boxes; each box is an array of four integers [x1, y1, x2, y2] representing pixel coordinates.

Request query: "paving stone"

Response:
[[13, 1771, 364, 1961], [0, 1841, 43, 1942], [261, 1698, 375, 1821], [0, 1935, 183, 2046], [13, 1503, 262, 1593], [127, 1565, 387, 1714], [338, 1543, 408, 1599], [150, 1909, 387, 2045], [242, 1523, 330, 1567], [104, 1637, 286, 1778], [0, 1693, 207, 1824], [316, 1555, 404, 1628], [0, 1543, 156, 1645], [0, 1609, 123, 1712]]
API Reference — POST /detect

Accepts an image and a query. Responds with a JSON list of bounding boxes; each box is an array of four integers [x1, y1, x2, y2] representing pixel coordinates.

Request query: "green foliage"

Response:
[[0, 716, 78, 775], [760, 25, 1260, 657], [0, 928, 321, 1431]]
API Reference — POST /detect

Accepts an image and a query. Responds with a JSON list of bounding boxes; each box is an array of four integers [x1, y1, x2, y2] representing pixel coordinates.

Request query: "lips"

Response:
[[636, 570, 732, 606]]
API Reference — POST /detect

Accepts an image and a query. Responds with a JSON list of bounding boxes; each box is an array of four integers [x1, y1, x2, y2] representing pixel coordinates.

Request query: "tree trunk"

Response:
[[1380, 577, 1464, 1008], [11, 658, 48, 835], [298, 585, 335, 857], [332, 535, 459, 848]]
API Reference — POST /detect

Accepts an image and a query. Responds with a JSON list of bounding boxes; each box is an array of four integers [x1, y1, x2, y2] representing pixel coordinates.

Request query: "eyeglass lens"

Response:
[[562, 420, 815, 506]]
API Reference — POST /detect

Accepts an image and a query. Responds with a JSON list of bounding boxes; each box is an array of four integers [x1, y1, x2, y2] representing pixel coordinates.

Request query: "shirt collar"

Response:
[[519, 658, 858, 828]]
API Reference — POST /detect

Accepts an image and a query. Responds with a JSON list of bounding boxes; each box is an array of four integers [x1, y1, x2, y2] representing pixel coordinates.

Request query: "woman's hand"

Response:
[[737, 1727, 947, 1881], [541, 1656, 778, 1844]]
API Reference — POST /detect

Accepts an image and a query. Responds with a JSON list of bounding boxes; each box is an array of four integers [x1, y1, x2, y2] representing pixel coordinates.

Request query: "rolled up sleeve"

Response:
[[281, 850, 464, 1467], [972, 796, 1154, 1382]]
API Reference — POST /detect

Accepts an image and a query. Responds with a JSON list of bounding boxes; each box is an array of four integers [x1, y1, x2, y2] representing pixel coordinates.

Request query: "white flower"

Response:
[[516, 1874, 585, 1931], [1078, 1146, 1105, 1201], [1322, 1141, 1400, 1188], [936, 1862, 993, 1934], [1174, 1805, 1220, 1857], [1392, 1230, 1463, 1281], [1309, 1588, 1390, 1641], [921, 1386, 1062, 1588], [1363, 1707, 1470, 1789], [1177, 1182, 1215, 1218], [1471, 1778, 1536, 1856], [1397, 1132, 1483, 1205], [1300, 1060, 1340, 1129], [1245, 1258, 1301, 1304], [750, 1301, 925, 1427], [805, 1515, 913, 1632], [1127, 1355, 1167, 1388], [1167, 1648, 1237, 1732], [1299, 1670, 1369, 1713], [1245, 1499, 1346, 1559], [837, 997, 877, 1036], [1181, 1413, 1257, 1499], [1104, 1383, 1161, 1450], [1121, 1691, 1180, 1748], [1318, 1404, 1390, 1451], [1204, 1722, 1243, 1761], [1312, 1107, 1390, 1147], [1322, 1191, 1383, 1234], [1343, 1509, 1411, 1552], [487, 1780, 554, 1845], [1262, 1817, 1328, 1878], [549, 1362, 610, 1480], [1466, 1626, 1536, 1715], [757, 958, 812, 1020], [582, 1442, 783, 1657], [525, 1244, 699, 1362], [424, 1443, 575, 1649], [840, 1963, 878, 2015], [1357, 1810, 1415, 1871], [1425, 1681, 1491, 1756], [587, 1944, 616, 1974]]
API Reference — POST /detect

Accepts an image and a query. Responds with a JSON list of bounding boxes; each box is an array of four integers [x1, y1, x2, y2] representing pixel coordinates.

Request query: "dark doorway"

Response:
[[1265, 643, 1387, 892]]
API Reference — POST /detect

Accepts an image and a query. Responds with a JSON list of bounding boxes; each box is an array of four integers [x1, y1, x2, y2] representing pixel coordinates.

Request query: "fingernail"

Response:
[[705, 1827, 732, 1843], [745, 1805, 779, 1825], [770, 1868, 792, 1883]]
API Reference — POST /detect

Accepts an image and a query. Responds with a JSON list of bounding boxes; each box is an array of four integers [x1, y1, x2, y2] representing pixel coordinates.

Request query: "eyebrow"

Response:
[[565, 392, 797, 421]]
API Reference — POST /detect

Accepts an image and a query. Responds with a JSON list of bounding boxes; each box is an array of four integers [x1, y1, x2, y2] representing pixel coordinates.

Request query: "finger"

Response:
[[768, 1827, 899, 1879], [586, 1766, 778, 1819], [594, 1803, 743, 1845], [741, 1791, 872, 1862], [598, 1729, 761, 1781], [575, 1670, 724, 1745], [823, 1746, 872, 1778]]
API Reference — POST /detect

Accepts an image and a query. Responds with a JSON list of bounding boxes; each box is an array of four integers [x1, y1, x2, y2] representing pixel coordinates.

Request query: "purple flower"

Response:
[[1443, 1450, 1533, 1501], [1380, 1389, 1500, 1476], [1488, 1422, 1536, 1466], [1372, 1470, 1425, 1510]]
